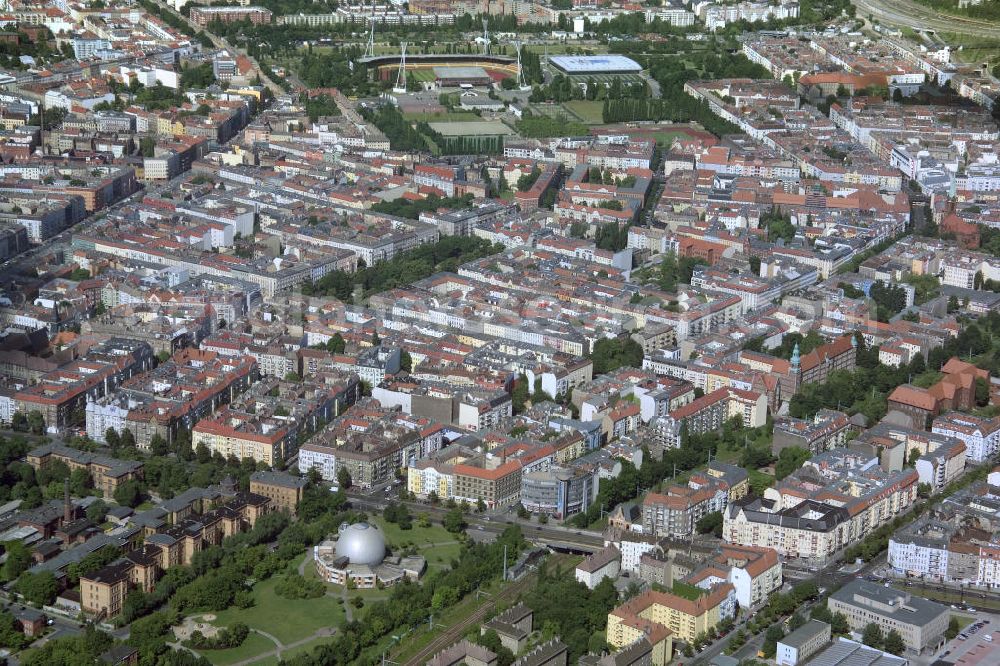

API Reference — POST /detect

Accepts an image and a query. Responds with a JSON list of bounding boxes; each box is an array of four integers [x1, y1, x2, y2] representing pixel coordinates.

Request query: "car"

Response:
[[985, 635, 993, 642], [477, 525, 484, 530]]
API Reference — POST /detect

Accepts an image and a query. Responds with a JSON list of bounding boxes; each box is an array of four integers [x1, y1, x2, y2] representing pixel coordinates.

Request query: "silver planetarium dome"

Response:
[[335, 522, 386, 565]]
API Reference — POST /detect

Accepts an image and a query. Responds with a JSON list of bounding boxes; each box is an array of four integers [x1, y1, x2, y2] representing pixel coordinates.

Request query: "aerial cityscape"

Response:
[[1, 0, 1000, 666]]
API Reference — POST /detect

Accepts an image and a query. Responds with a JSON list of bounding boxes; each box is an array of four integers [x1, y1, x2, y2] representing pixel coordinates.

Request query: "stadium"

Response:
[[359, 53, 518, 87]]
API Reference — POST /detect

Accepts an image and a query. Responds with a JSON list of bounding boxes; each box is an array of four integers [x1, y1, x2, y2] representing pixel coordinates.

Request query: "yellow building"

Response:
[[408, 459, 456, 499], [81, 561, 132, 618], [607, 585, 734, 649]]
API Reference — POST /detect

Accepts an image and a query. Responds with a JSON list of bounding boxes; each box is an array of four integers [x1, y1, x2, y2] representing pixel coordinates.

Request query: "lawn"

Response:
[[406, 68, 438, 82], [372, 517, 464, 569], [939, 32, 1000, 67], [209, 577, 346, 645], [890, 582, 1000, 613], [277, 636, 337, 662], [562, 100, 605, 124], [524, 43, 608, 55], [198, 631, 277, 666], [645, 130, 687, 146]]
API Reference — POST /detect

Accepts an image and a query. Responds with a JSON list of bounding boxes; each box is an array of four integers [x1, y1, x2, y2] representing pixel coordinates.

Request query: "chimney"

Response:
[[64, 478, 72, 524]]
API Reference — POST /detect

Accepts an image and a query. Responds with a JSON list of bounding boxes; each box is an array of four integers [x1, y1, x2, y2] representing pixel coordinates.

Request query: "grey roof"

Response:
[[28, 443, 141, 478], [427, 639, 496, 666], [808, 638, 907, 666], [779, 619, 830, 649], [250, 470, 308, 489], [830, 579, 948, 628], [28, 526, 140, 578], [512, 640, 567, 666], [730, 497, 851, 532]]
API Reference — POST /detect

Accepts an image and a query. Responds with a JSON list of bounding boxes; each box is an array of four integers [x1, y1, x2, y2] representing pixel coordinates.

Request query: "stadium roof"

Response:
[[549, 55, 642, 74]]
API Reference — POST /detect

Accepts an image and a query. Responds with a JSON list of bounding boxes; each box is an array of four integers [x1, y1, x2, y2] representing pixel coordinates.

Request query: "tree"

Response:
[[946, 615, 961, 640], [831, 612, 850, 636], [862, 622, 883, 649], [443, 507, 466, 533], [976, 376, 990, 406], [789, 613, 807, 631], [775, 446, 810, 480], [16, 570, 59, 605], [113, 479, 143, 508], [763, 624, 785, 658], [908, 447, 922, 467], [85, 499, 108, 523], [337, 466, 352, 490], [511, 373, 530, 414], [26, 411, 44, 435], [326, 333, 346, 354], [105, 428, 121, 448], [695, 511, 723, 537], [149, 433, 169, 456], [884, 629, 905, 655], [195, 441, 212, 463], [400, 349, 412, 373], [1, 540, 31, 582], [589, 337, 643, 375]]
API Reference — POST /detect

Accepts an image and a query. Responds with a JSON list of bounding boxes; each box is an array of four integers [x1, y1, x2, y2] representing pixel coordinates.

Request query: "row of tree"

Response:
[[301, 235, 501, 302]]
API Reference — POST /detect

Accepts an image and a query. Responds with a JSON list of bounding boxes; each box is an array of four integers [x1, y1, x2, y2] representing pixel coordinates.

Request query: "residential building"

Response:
[[607, 584, 735, 646]]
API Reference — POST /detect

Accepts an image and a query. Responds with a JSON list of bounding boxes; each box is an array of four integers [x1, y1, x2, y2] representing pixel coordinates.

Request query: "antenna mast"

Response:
[[393, 42, 408, 93], [364, 0, 376, 59], [481, 18, 490, 56], [516, 40, 528, 90]]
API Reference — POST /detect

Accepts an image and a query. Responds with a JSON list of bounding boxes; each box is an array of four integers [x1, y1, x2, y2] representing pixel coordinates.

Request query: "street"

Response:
[[346, 493, 605, 552]]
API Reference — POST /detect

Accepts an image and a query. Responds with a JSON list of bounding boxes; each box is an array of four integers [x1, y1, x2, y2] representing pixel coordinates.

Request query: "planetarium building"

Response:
[[313, 522, 426, 588]]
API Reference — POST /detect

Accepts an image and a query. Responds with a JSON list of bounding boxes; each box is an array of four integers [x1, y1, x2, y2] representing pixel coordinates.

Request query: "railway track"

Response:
[[400, 554, 570, 666]]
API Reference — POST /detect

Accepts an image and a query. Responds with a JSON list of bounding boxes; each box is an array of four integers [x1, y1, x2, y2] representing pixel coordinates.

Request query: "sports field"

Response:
[[562, 100, 605, 124], [428, 120, 515, 136], [402, 111, 480, 122]]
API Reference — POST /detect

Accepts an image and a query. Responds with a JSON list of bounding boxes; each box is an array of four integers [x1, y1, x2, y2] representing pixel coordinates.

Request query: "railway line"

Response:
[[399, 554, 572, 666]]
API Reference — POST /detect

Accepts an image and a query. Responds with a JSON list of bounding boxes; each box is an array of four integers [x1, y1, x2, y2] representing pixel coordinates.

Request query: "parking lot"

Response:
[[914, 614, 1000, 666]]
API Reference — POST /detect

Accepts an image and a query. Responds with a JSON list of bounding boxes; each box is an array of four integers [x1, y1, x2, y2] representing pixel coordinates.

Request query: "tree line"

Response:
[[301, 236, 502, 302]]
